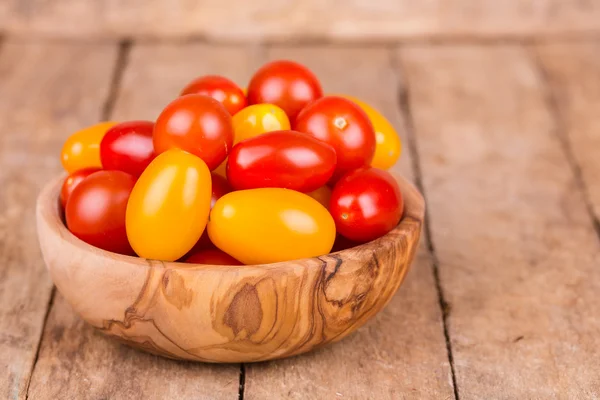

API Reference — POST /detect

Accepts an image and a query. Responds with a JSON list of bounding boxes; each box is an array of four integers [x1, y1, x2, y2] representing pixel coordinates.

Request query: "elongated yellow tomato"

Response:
[[126, 149, 212, 261], [61, 121, 117, 173], [232, 104, 290, 144], [208, 189, 335, 264], [340, 95, 402, 170]]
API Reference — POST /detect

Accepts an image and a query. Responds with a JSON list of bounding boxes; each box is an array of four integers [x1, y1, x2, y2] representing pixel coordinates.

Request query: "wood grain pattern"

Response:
[[536, 42, 600, 225], [28, 44, 259, 399], [244, 46, 454, 400], [0, 41, 117, 400], [36, 172, 424, 363], [3, 0, 600, 40], [397, 44, 600, 398]]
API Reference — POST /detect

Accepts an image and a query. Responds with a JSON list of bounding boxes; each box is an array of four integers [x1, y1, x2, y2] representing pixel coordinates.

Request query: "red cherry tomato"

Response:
[[180, 75, 246, 115], [294, 96, 376, 182], [100, 121, 155, 177], [60, 168, 101, 209], [247, 60, 322, 120], [330, 167, 404, 243], [153, 94, 234, 170], [211, 173, 232, 208], [227, 130, 336, 192], [184, 249, 242, 265], [65, 170, 136, 255], [331, 234, 360, 252]]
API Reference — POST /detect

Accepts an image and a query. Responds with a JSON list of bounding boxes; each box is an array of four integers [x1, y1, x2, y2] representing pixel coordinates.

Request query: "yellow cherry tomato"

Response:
[[340, 95, 402, 170], [61, 121, 117, 173], [232, 104, 290, 144], [126, 149, 212, 261], [306, 186, 332, 209], [208, 188, 335, 264]]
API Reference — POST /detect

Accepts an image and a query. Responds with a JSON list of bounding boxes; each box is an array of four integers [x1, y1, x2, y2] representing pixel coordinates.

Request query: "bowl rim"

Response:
[[37, 173, 425, 273]]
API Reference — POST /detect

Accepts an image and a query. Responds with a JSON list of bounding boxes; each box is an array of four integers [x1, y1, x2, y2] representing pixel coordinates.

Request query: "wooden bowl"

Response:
[[36, 174, 424, 363]]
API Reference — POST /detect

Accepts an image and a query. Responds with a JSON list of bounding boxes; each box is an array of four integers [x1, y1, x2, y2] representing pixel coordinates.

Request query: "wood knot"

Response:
[[224, 283, 263, 338], [161, 269, 193, 310]]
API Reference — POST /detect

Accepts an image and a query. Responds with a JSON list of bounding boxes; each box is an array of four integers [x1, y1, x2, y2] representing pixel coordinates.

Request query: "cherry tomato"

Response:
[[61, 121, 117, 173], [153, 94, 234, 170], [180, 75, 246, 115], [210, 173, 232, 208], [331, 234, 360, 252], [100, 121, 155, 177], [341, 95, 402, 170], [208, 188, 335, 264], [126, 149, 212, 261], [294, 96, 376, 182], [65, 170, 135, 255], [247, 60, 322, 120], [227, 130, 336, 192], [60, 168, 101, 209], [306, 186, 332, 209], [232, 104, 291, 143], [184, 249, 242, 265], [330, 167, 404, 243]]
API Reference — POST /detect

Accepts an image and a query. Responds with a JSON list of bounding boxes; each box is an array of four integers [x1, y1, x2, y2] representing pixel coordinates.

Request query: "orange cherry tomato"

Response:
[[184, 249, 242, 265], [208, 188, 336, 264], [126, 149, 212, 261], [232, 104, 290, 144], [61, 122, 117, 173], [180, 75, 246, 115], [60, 168, 101, 209]]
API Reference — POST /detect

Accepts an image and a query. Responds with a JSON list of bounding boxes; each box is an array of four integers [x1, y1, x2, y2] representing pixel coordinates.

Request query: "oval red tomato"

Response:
[[294, 96, 376, 182], [100, 121, 155, 177], [184, 249, 242, 265], [330, 167, 404, 243], [65, 170, 136, 255], [247, 60, 322, 120], [153, 94, 234, 170], [60, 168, 101, 209], [180, 75, 246, 115], [226, 130, 336, 192]]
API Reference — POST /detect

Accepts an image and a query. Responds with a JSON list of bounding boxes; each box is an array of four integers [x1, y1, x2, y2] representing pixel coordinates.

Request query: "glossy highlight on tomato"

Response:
[[208, 188, 336, 264], [294, 96, 376, 182], [60, 168, 101, 209], [340, 95, 402, 170], [184, 249, 242, 265], [65, 170, 136, 255], [227, 130, 336, 192], [100, 120, 155, 177], [247, 60, 322, 120], [330, 167, 404, 243], [153, 94, 234, 170], [180, 75, 246, 115], [126, 149, 212, 261], [61, 121, 117, 173]]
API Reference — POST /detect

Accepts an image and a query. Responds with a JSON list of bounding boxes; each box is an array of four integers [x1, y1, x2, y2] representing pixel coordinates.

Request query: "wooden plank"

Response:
[[244, 46, 455, 400], [27, 43, 261, 399], [397, 44, 600, 398], [0, 41, 117, 400], [3, 0, 600, 41], [535, 42, 600, 226]]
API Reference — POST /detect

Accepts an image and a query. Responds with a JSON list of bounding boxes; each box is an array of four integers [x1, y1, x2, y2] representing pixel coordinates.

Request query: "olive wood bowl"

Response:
[[36, 174, 424, 363]]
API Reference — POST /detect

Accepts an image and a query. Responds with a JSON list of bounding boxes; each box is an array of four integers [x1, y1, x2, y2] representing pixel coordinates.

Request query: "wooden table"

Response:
[[2, 35, 600, 399]]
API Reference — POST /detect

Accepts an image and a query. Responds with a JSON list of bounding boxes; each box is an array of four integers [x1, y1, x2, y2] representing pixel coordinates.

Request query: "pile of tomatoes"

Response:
[[60, 60, 404, 265]]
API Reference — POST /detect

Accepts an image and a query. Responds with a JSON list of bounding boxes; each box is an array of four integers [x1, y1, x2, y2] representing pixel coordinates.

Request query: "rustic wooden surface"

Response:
[[3, 0, 600, 40], [1, 36, 600, 399]]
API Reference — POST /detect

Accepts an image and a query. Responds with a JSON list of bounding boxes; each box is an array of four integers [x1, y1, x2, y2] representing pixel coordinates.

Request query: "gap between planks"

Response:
[[391, 50, 460, 400], [530, 48, 600, 243]]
